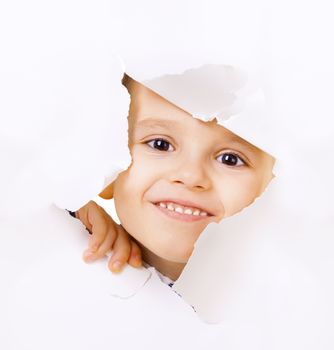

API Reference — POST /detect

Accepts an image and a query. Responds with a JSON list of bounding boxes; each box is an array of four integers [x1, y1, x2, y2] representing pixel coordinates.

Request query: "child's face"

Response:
[[113, 78, 274, 264]]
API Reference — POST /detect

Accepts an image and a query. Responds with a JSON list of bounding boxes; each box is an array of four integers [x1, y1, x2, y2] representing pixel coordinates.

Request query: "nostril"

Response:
[[173, 180, 206, 191]]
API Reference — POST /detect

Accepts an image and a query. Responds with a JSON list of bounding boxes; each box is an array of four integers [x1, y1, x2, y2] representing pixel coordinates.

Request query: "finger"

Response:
[[83, 230, 115, 262], [94, 224, 118, 258], [87, 205, 109, 252], [128, 240, 142, 268], [76, 203, 93, 232], [108, 227, 131, 273]]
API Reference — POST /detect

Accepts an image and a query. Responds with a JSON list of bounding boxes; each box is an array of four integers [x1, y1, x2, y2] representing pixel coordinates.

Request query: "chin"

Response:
[[156, 245, 193, 264]]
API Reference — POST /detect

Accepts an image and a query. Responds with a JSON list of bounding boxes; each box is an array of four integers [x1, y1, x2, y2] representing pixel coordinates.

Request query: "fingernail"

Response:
[[133, 254, 142, 266], [89, 243, 99, 252], [133, 261, 142, 268], [83, 250, 96, 262], [112, 261, 123, 272]]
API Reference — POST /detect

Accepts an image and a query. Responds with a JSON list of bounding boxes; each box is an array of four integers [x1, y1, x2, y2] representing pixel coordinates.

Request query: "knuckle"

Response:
[[114, 244, 131, 258], [87, 200, 97, 209], [131, 240, 140, 251]]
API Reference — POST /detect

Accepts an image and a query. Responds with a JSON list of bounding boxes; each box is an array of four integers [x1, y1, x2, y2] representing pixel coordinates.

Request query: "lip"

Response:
[[152, 202, 213, 223], [150, 198, 216, 223], [152, 198, 215, 216]]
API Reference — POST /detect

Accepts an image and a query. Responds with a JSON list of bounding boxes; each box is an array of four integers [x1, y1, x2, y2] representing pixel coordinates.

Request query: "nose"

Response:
[[168, 156, 212, 191]]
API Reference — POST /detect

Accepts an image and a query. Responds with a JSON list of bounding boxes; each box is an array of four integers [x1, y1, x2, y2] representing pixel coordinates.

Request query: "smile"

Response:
[[153, 201, 213, 222]]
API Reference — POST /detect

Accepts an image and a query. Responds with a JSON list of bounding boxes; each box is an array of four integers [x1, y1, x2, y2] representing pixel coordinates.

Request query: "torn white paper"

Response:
[[1, 1, 333, 350]]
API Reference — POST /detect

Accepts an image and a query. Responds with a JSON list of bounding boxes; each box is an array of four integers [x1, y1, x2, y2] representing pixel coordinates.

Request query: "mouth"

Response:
[[151, 200, 214, 223]]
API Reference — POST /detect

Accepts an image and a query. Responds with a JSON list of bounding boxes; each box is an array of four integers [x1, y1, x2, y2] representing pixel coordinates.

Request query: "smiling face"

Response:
[[113, 76, 274, 267]]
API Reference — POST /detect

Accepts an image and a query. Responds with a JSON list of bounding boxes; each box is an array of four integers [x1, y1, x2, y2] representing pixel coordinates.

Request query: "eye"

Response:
[[217, 152, 246, 167], [146, 138, 174, 152]]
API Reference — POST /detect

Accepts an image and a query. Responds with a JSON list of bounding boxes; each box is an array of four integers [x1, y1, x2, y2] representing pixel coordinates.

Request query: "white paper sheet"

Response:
[[1, 1, 333, 349]]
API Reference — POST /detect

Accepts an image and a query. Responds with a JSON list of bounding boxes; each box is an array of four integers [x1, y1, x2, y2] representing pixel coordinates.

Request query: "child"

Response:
[[74, 74, 275, 281]]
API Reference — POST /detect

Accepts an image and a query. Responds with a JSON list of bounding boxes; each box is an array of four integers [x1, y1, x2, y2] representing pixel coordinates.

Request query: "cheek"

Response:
[[216, 174, 263, 217], [112, 162, 156, 234], [113, 172, 141, 240], [115, 156, 151, 196]]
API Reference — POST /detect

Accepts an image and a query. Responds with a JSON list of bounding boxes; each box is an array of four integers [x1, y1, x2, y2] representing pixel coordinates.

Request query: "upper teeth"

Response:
[[158, 202, 208, 216]]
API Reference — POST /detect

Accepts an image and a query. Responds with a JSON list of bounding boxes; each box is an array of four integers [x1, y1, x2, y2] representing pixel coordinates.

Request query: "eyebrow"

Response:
[[135, 117, 181, 131], [135, 116, 261, 153]]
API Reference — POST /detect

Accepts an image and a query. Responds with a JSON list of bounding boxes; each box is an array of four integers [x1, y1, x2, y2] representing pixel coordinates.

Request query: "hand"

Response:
[[75, 200, 142, 273]]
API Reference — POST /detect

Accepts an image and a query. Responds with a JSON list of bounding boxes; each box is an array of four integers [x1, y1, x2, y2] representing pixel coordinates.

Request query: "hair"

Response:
[[122, 73, 135, 150], [122, 73, 132, 89]]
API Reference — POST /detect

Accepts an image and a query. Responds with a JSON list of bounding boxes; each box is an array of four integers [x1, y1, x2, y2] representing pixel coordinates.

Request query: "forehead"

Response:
[[136, 116, 243, 143], [129, 82, 256, 145], [127, 77, 263, 153]]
